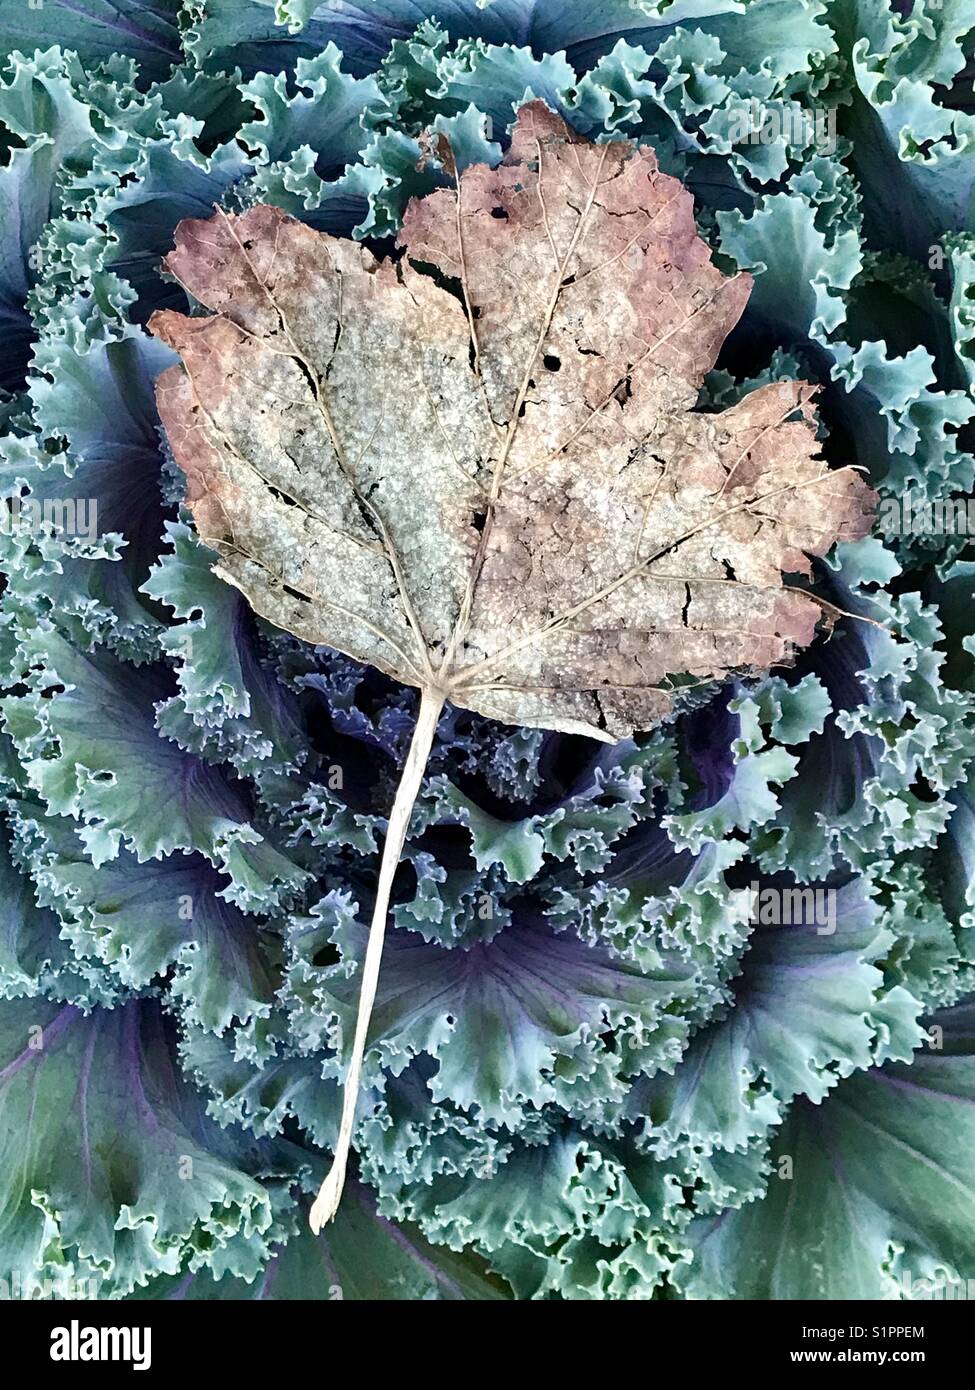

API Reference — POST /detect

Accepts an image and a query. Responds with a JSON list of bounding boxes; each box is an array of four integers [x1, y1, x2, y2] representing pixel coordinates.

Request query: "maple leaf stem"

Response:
[[309, 685, 446, 1232]]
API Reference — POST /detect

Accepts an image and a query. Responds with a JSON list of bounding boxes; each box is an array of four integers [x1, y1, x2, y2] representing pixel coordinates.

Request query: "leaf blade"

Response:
[[151, 104, 875, 742]]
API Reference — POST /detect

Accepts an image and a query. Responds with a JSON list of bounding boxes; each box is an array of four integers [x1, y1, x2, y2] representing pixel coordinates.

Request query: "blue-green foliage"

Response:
[[0, 0, 973, 1299]]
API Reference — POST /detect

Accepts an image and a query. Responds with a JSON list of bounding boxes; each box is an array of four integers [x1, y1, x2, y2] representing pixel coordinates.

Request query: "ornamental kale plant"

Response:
[[0, 0, 973, 1302]]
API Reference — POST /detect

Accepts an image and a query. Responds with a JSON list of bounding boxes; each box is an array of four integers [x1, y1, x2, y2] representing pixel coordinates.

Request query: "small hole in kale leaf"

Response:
[[910, 774, 938, 804]]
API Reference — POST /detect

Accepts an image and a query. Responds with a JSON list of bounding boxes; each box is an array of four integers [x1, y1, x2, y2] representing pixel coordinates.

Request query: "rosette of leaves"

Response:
[[0, 1, 973, 1301]]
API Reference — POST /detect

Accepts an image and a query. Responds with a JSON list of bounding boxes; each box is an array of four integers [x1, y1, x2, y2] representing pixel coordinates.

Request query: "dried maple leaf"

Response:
[[149, 102, 875, 1227]]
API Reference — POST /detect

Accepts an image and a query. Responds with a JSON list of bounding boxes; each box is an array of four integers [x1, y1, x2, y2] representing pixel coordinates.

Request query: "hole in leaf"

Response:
[[910, 774, 938, 804]]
